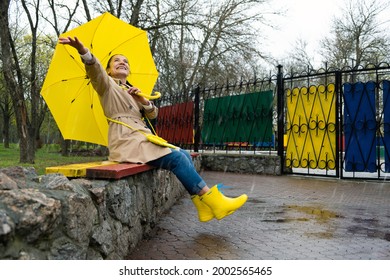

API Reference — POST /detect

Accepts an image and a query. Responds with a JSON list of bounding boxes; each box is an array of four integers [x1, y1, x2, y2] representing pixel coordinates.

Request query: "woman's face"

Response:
[[107, 55, 130, 79]]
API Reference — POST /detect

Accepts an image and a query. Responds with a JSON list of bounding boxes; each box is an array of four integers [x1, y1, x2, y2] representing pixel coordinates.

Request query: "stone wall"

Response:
[[0, 153, 280, 260], [201, 153, 281, 175], [0, 165, 188, 260]]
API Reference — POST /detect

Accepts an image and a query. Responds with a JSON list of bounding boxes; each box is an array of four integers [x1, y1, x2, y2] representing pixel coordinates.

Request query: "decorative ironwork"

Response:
[[285, 84, 337, 172], [343, 81, 377, 172], [155, 62, 390, 180]]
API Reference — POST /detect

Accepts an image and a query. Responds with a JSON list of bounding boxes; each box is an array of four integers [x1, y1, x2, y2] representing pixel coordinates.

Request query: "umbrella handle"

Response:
[[120, 84, 161, 100], [135, 91, 161, 100]]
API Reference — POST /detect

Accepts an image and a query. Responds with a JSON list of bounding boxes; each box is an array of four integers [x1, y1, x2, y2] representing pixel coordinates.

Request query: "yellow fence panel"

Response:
[[285, 84, 336, 170]]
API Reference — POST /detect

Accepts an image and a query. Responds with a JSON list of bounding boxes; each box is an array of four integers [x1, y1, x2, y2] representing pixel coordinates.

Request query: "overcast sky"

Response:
[[263, 0, 390, 66]]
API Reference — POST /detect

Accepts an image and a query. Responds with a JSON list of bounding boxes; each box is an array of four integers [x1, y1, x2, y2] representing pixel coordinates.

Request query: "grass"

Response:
[[0, 144, 107, 175]]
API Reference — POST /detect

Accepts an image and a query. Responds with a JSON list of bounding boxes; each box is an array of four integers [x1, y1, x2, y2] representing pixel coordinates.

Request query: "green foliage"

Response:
[[0, 144, 107, 175]]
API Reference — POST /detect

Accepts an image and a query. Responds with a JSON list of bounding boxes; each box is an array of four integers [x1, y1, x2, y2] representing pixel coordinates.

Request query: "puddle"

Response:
[[262, 204, 342, 239], [286, 205, 342, 221], [263, 205, 341, 223], [348, 217, 390, 242]]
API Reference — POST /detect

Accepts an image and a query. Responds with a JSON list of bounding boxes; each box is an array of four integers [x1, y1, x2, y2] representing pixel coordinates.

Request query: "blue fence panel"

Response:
[[343, 81, 377, 172]]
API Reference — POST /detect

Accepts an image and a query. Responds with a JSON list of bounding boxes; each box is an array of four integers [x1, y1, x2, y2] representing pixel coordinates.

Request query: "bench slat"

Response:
[[45, 161, 117, 177], [86, 163, 154, 179]]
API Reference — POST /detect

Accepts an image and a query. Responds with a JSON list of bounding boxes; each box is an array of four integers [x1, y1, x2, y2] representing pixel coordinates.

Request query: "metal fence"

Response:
[[156, 76, 278, 153], [155, 62, 390, 180]]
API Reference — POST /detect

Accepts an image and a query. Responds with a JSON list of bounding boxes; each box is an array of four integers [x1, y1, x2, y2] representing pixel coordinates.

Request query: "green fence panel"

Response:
[[202, 91, 273, 146]]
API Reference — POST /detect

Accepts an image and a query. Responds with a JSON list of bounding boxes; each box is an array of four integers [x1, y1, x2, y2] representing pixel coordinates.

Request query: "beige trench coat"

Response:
[[84, 56, 172, 163]]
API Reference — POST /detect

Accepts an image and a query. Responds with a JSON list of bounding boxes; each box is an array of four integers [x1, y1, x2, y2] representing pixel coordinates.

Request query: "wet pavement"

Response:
[[127, 171, 390, 260]]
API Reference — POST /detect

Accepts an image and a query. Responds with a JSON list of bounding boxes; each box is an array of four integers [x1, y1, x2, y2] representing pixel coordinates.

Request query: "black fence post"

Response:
[[276, 65, 284, 171], [335, 70, 342, 178], [194, 85, 200, 152]]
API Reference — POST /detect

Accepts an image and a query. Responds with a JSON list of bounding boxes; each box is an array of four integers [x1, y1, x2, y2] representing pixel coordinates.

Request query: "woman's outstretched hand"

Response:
[[58, 36, 88, 55]]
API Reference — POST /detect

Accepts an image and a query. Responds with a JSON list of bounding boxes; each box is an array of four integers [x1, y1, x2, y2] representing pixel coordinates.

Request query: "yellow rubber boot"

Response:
[[200, 185, 248, 220], [191, 195, 215, 222]]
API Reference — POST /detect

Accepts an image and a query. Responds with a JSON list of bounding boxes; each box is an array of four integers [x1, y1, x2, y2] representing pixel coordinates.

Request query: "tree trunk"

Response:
[[61, 139, 70, 156], [129, 0, 144, 26], [0, 0, 34, 163]]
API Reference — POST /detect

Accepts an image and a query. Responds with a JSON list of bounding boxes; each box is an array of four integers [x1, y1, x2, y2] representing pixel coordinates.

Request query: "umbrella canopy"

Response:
[[41, 12, 159, 146]]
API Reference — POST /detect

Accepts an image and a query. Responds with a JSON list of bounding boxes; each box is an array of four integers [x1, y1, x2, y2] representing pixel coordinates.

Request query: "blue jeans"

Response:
[[147, 149, 206, 195]]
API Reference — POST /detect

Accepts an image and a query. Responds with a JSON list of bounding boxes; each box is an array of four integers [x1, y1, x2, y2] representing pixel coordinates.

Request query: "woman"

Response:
[[58, 36, 247, 222]]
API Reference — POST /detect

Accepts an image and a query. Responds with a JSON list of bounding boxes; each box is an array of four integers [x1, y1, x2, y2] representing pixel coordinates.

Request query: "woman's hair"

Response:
[[106, 54, 129, 73]]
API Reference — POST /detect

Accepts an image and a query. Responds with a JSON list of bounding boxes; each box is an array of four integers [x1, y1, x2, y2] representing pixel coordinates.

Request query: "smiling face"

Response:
[[106, 54, 130, 81]]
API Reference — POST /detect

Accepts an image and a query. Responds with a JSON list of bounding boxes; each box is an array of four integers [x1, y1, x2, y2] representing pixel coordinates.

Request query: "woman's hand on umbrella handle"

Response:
[[126, 86, 149, 104], [127, 87, 161, 101], [59, 36, 88, 55]]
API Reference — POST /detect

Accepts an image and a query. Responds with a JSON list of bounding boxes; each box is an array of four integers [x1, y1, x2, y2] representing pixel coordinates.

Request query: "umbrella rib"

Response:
[[88, 12, 108, 54], [42, 76, 88, 93], [64, 45, 89, 71], [106, 32, 145, 57], [70, 79, 94, 105]]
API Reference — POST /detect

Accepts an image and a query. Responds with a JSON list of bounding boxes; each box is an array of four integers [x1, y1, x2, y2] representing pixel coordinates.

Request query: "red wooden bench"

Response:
[[86, 163, 155, 179], [45, 152, 199, 180], [87, 152, 199, 179]]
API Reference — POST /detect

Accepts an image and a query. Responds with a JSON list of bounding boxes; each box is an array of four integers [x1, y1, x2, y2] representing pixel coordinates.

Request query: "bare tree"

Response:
[[2, 0, 279, 156], [94, 0, 120, 16], [39, 0, 83, 155], [0, 0, 33, 162], [271, 37, 316, 76], [320, 0, 390, 69], [69, 0, 278, 96], [0, 0, 74, 162], [139, 0, 277, 97], [289, 39, 315, 71]]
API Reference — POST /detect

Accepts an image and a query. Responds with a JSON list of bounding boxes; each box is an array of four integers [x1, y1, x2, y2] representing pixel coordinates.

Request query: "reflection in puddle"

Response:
[[287, 205, 342, 221], [192, 233, 234, 259], [263, 205, 341, 223], [263, 204, 342, 239]]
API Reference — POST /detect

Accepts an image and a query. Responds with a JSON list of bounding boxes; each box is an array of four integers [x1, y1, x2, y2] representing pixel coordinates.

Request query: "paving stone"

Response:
[[127, 171, 390, 260]]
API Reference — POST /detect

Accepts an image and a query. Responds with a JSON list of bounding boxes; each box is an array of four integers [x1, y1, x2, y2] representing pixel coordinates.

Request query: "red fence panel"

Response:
[[156, 101, 194, 144]]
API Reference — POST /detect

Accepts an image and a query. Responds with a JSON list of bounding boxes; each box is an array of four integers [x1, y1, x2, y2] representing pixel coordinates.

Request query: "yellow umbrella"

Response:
[[41, 12, 159, 146]]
